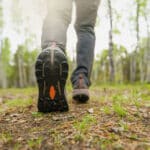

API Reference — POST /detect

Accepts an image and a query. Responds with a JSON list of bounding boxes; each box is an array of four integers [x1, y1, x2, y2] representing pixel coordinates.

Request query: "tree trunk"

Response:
[[144, 13, 150, 83], [140, 60, 145, 83], [130, 53, 136, 83], [130, 1, 140, 83], [0, 41, 7, 88], [18, 55, 24, 88], [108, 0, 115, 82], [0, 60, 7, 88], [22, 63, 27, 87], [28, 62, 36, 86]]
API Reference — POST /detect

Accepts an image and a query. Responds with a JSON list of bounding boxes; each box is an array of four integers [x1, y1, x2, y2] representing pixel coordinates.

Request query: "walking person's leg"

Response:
[[35, 0, 72, 112], [42, 0, 72, 50], [71, 0, 100, 102]]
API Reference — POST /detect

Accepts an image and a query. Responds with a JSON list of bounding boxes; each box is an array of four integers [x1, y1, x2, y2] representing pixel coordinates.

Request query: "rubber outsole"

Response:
[[72, 89, 89, 103], [35, 47, 69, 112], [73, 95, 89, 103]]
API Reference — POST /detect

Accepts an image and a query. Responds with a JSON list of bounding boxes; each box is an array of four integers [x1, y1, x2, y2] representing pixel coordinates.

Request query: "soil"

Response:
[[0, 86, 150, 150]]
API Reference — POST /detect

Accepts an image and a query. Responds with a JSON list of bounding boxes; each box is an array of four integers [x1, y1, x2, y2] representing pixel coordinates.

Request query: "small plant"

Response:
[[74, 133, 84, 142], [0, 108, 4, 113], [98, 138, 112, 150], [129, 134, 138, 140], [113, 103, 127, 117], [112, 94, 129, 105], [14, 143, 21, 150], [31, 112, 44, 117], [132, 89, 142, 109], [49, 129, 63, 147], [73, 115, 96, 134], [0, 132, 13, 143], [102, 106, 112, 115], [119, 120, 129, 132], [27, 137, 43, 149], [73, 115, 96, 142]]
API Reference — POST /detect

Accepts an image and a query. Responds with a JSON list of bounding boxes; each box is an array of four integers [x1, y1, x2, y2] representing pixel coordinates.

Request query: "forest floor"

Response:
[[0, 84, 150, 150]]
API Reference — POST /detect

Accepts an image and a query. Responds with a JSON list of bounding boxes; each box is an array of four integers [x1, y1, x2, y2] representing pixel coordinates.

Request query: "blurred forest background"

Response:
[[0, 0, 150, 88]]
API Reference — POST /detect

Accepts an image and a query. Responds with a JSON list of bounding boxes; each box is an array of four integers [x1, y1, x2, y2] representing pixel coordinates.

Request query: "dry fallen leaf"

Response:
[[88, 108, 94, 114], [108, 127, 124, 134]]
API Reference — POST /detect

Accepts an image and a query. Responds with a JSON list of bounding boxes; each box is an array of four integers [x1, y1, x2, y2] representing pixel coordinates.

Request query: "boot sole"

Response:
[[72, 89, 89, 103], [35, 47, 69, 112]]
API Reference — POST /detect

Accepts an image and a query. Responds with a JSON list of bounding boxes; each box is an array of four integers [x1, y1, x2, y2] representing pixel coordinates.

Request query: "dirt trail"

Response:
[[0, 86, 150, 150]]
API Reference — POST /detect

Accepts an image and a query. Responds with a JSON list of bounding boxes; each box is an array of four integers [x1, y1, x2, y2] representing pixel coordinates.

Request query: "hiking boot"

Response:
[[72, 74, 89, 103], [35, 44, 69, 112]]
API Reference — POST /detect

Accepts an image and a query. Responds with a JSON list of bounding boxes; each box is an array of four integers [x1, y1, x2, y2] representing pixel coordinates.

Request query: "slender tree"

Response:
[[107, 0, 115, 82], [130, 0, 140, 82], [130, 0, 149, 83], [0, 0, 7, 88], [144, 6, 150, 83]]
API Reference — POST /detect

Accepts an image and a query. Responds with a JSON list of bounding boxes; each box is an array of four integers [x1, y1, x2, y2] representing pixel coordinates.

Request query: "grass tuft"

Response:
[[5, 98, 33, 108], [27, 137, 43, 149], [113, 103, 127, 117], [74, 115, 96, 133], [0, 132, 13, 143], [31, 112, 44, 117]]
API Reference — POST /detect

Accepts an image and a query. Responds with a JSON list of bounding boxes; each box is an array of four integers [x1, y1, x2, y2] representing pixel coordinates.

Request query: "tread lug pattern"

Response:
[[35, 48, 69, 112]]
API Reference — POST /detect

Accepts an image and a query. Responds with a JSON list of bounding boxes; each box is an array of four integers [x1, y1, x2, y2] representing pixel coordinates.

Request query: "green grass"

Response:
[[119, 120, 129, 132], [112, 94, 129, 104], [48, 129, 64, 148], [0, 84, 150, 149], [0, 132, 13, 143], [0, 88, 36, 112], [0, 92, 34, 113], [73, 114, 97, 142], [74, 133, 84, 142], [14, 143, 22, 150], [0, 87, 37, 95], [27, 137, 43, 149], [74, 115, 96, 133], [112, 94, 128, 118], [101, 106, 112, 115], [5, 98, 33, 108], [31, 112, 44, 118], [113, 103, 127, 117]]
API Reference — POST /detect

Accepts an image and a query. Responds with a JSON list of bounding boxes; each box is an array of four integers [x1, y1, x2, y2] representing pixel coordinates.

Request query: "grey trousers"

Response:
[[42, 0, 100, 86]]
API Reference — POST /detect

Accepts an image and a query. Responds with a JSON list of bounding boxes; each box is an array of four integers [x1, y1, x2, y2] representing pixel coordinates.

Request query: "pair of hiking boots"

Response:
[[35, 44, 89, 112]]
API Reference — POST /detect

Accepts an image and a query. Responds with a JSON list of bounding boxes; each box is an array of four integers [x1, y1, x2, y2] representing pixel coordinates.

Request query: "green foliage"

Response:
[[113, 104, 127, 117], [112, 101, 127, 118], [0, 132, 13, 143], [5, 98, 33, 108], [135, 0, 148, 14], [119, 120, 129, 132], [27, 137, 43, 149], [74, 115, 96, 134], [0, 0, 149, 87], [113, 29, 120, 34], [73, 115, 96, 142], [49, 129, 64, 147], [102, 106, 112, 115], [0, 85, 150, 149], [31, 112, 44, 118], [0, 38, 13, 88], [74, 133, 84, 142], [13, 143, 21, 150], [1, 38, 11, 72], [12, 43, 39, 88], [73, 114, 96, 142]]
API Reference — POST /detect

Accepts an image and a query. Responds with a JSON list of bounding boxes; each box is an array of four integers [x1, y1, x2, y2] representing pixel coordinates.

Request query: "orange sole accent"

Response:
[[49, 86, 56, 100]]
